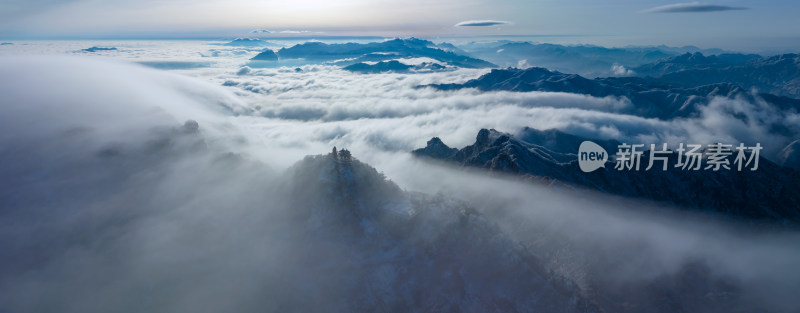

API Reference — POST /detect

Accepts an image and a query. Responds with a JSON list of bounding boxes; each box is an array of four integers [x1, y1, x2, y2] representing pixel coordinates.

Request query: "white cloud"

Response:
[[455, 20, 510, 27], [611, 63, 635, 76], [278, 30, 313, 34], [642, 2, 748, 13]]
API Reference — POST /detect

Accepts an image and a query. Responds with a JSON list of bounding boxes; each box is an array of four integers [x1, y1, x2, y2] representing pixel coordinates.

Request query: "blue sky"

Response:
[[1, 0, 798, 51]]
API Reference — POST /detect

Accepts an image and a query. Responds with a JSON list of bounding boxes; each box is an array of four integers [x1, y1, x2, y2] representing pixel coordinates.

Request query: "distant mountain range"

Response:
[[427, 66, 800, 119], [460, 42, 678, 77], [457, 41, 744, 77], [242, 39, 800, 90], [223, 38, 274, 47], [249, 38, 495, 68], [632, 52, 762, 76], [343, 60, 446, 73], [413, 128, 800, 225], [633, 52, 800, 98]]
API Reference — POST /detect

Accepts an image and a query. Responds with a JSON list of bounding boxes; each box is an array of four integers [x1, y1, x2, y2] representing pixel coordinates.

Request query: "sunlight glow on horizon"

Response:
[[1, 0, 799, 51]]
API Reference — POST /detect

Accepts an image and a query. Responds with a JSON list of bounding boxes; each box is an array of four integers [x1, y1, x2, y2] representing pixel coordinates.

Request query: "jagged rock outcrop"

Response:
[[413, 128, 800, 224]]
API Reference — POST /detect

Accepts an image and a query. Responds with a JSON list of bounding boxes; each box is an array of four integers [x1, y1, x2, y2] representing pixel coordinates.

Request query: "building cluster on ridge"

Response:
[[331, 146, 352, 161]]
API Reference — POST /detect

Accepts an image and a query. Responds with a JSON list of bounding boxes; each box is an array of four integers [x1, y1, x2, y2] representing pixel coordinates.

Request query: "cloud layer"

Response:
[[643, 2, 748, 13]]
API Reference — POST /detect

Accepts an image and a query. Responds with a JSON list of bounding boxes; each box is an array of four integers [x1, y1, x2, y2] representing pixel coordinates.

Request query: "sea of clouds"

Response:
[[1, 43, 799, 312], [217, 63, 800, 165]]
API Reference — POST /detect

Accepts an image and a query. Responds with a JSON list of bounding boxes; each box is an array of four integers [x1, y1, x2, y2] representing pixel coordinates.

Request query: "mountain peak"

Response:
[[475, 128, 492, 146], [250, 48, 278, 61], [288, 149, 404, 211], [426, 136, 445, 146], [413, 137, 458, 159]]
